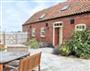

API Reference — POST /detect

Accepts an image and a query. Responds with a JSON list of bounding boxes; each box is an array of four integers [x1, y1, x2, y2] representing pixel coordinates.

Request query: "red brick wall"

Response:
[[29, 21, 54, 43], [22, 13, 90, 45]]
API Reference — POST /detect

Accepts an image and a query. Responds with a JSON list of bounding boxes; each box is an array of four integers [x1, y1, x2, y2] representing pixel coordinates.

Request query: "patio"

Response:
[[29, 48, 90, 71]]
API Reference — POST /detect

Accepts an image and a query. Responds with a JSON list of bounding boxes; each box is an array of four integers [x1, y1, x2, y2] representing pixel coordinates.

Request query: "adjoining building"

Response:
[[22, 0, 90, 47]]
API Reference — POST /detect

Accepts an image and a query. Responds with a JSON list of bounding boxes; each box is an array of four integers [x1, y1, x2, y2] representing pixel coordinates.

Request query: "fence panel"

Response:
[[0, 32, 28, 45]]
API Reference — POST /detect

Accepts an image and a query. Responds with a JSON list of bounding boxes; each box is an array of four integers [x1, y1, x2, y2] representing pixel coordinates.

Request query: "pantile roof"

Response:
[[24, 0, 90, 25]]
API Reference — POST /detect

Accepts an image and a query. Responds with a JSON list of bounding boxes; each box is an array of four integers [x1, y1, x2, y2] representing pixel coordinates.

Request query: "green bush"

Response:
[[59, 44, 71, 56], [58, 30, 90, 59], [68, 30, 90, 58], [25, 38, 40, 49]]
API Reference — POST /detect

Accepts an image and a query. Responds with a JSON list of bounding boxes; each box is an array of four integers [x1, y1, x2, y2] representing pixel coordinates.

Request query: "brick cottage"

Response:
[[22, 0, 90, 47]]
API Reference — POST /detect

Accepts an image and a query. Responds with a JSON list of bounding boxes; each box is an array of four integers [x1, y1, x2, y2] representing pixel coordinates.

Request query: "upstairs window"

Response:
[[46, 23, 48, 27], [70, 19, 75, 24], [32, 28, 35, 37], [75, 24, 86, 31], [40, 27, 45, 37]]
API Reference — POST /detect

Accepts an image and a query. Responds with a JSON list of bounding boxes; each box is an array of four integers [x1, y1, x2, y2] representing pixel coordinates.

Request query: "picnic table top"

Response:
[[0, 51, 30, 64]]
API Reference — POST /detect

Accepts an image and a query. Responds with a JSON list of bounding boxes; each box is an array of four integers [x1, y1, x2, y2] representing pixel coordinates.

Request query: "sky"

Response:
[[0, 0, 67, 32]]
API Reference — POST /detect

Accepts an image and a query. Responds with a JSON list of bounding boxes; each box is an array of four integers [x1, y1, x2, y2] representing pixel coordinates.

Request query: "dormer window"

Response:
[[60, 5, 69, 11], [39, 14, 46, 20]]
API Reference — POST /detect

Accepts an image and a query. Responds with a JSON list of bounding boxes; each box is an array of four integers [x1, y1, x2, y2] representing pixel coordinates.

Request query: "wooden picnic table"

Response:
[[0, 51, 30, 71]]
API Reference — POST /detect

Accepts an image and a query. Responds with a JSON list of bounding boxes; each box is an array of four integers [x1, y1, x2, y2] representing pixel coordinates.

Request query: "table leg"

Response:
[[0, 64, 3, 71]]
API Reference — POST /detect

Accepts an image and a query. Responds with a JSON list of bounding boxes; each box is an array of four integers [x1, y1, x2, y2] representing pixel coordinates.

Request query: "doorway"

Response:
[[53, 22, 63, 47], [55, 28, 59, 46]]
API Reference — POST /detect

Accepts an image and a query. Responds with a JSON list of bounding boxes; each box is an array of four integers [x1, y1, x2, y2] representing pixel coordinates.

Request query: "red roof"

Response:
[[24, 0, 90, 25]]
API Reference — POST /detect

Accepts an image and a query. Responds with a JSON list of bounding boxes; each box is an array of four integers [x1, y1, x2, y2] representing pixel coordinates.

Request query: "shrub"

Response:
[[25, 38, 40, 49], [68, 30, 90, 58], [57, 30, 90, 59], [59, 44, 71, 56]]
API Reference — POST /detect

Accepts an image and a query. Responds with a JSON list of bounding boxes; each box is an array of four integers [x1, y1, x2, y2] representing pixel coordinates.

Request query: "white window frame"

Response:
[[32, 28, 35, 37], [75, 24, 86, 31], [40, 27, 45, 37]]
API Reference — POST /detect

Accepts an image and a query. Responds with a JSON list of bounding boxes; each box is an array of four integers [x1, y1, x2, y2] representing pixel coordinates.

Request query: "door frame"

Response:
[[53, 21, 63, 46]]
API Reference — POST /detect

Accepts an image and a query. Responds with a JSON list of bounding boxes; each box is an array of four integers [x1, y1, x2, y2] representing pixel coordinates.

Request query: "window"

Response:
[[39, 14, 46, 20], [46, 23, 48, 27], [70, 19, 75, 24], [32, 28, 35, 37], [75, 24, 86, 31], [60, 5, 69, 11], [40, 27, 45, 37]]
